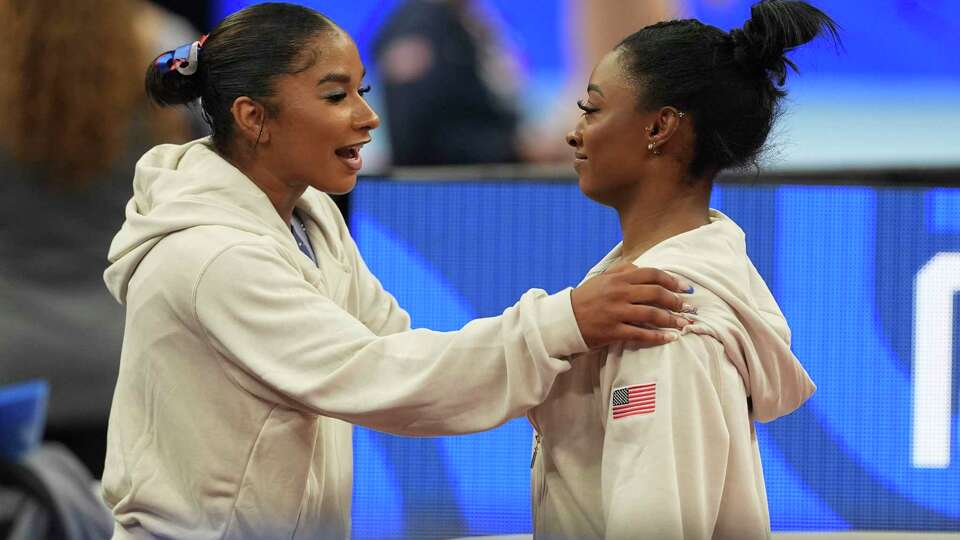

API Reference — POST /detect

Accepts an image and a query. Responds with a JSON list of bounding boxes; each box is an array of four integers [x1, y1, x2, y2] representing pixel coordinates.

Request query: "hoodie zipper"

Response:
[[529, 415, 547, 535], [530, 431, 541, 469]]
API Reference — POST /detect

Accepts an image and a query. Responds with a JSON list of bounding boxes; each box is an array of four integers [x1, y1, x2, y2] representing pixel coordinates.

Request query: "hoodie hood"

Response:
[[104, 138, 321, 303], [613, 210, 815, 422]]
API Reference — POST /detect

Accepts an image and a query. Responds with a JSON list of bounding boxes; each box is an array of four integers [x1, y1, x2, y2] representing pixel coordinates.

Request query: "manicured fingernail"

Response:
[[681, 303, 698, 314], [676, 317, 689, 327], [678, 280, 694, 293], [664, 332, 678, 342]]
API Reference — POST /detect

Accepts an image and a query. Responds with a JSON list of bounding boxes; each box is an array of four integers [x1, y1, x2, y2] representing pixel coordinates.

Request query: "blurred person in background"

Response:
[[0, 0, 199, 478], [373, 0, 524, 165], [372, 0, 689, 166]]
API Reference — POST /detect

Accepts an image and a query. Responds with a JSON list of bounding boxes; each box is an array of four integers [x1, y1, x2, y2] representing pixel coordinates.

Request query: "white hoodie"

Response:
[[101, 138, 587, 539], [529, 210, 815, 540]]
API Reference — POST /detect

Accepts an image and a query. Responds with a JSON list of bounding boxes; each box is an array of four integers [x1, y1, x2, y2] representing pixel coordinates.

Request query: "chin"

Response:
[[577, 176, 617, 208], [577, 174, 601, 200], [314, 172, 358, 195]]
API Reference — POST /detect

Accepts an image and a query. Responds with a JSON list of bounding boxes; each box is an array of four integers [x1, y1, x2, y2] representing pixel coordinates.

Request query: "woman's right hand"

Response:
[[570, 262, 696, 349]]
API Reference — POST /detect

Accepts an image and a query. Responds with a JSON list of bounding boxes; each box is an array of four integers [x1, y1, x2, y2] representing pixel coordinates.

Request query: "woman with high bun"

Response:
[[528, 2, 838, 539], [101, 3, 698, 538]]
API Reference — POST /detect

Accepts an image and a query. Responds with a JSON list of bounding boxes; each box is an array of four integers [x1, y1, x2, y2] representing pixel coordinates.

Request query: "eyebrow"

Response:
[[587, 84, 604, 97], [317, 68, 367, 85]]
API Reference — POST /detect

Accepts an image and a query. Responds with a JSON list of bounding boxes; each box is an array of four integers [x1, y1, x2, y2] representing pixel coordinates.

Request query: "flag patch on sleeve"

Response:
[[611, 383, 656, 420]]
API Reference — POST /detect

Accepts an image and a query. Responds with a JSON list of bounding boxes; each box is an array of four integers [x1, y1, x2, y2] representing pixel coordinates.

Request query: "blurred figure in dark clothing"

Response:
[[373, 0, 521, 165], [0, 0, 199, 478]]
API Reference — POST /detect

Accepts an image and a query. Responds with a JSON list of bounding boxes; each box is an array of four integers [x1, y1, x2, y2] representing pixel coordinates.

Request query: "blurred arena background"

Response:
[[2, 0, 958, 538]]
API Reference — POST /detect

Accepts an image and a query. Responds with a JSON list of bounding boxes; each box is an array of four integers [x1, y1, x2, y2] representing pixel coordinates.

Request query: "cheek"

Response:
[[271, 113, 345, 183], [278, 104, 336, 145], [300, 114, 337, 151], [582, 127, 620, 173], [582, 118, 621, 161], [586, 121, 645, 169]]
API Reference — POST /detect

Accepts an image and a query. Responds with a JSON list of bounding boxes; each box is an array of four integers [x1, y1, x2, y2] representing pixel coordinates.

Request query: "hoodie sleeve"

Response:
[[192, 240, 587, 436], [599, 334, 769, 540], [600, 335, 729, 540]]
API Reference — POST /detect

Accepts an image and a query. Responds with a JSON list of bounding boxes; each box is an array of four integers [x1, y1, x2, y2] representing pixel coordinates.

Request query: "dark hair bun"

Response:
[[144, 52, 203, 107], [731, 0, 839, 85]]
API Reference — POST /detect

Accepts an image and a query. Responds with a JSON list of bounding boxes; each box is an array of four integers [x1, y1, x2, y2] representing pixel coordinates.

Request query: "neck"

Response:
[[616, 176, 712, 262], [222, 148, 305, 224]]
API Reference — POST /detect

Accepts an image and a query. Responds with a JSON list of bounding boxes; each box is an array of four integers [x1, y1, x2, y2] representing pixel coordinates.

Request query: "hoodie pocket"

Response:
[[224, 407, 314, 539]]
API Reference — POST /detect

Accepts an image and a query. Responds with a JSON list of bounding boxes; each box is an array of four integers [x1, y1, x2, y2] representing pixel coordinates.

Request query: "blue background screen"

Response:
[[347, 179, 960, 538]]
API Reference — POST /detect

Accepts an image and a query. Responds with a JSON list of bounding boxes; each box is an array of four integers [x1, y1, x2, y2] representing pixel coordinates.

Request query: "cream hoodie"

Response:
[[529, 210, 815, 540], [101, 139, 587, 539]]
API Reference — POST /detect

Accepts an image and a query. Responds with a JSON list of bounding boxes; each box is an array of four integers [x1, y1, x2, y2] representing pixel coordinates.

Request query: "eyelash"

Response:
[[326, 85, 372, 103], [577, 99, 598, 115]]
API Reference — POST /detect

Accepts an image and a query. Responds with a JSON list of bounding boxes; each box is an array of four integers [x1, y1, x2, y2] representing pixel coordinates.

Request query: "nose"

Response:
[[355, 98, 381, 132], [566, 128, 581, 149]]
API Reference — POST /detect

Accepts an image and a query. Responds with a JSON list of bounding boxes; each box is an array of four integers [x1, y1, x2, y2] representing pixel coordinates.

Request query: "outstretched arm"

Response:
[[194, 242, 692, 436]]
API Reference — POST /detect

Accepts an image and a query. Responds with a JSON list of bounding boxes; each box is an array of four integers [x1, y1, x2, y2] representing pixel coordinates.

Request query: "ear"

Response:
[[230, 96, 271, 147], [645, 107, 686, 154]]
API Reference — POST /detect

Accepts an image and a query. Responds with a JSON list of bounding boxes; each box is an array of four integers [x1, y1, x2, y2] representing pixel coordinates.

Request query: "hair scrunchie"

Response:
[[154, 34, 208, 76]]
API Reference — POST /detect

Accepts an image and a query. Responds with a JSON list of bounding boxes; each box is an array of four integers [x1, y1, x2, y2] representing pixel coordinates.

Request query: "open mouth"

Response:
[[334, 140, 371, 172]]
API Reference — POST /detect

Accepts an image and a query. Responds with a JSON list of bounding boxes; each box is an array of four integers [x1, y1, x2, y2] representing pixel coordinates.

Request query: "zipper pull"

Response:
[[530, 432, 542, 469]]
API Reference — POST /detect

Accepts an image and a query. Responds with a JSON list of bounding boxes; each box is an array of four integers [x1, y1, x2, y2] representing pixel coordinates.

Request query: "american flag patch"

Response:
[[611, 383, 656, 420]]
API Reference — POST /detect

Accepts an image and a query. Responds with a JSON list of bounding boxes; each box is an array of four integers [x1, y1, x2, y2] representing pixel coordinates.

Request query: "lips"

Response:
[[334, 139, 371, 172], [573, 151, 588, 170]]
